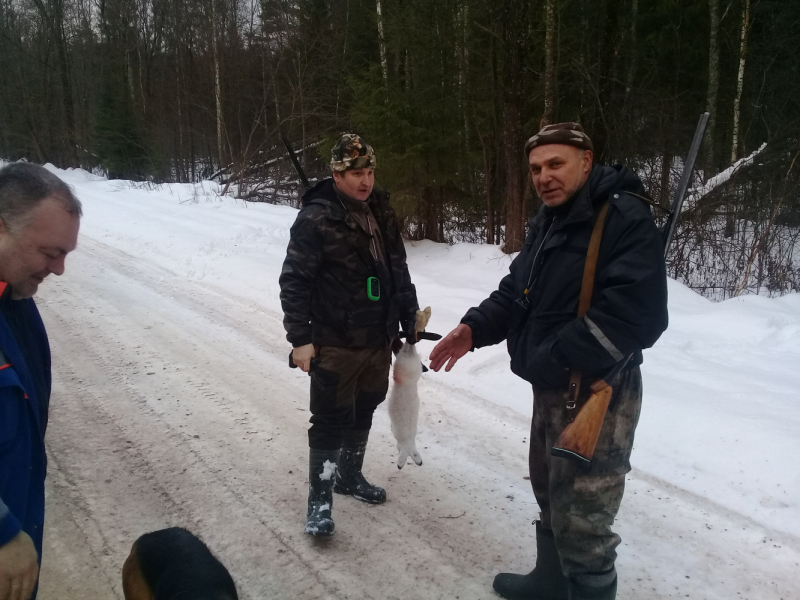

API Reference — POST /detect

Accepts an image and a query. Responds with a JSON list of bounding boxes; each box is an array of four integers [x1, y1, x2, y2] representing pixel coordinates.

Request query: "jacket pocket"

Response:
[[312, 300, 350, 334], [507, 329, 534, 385]]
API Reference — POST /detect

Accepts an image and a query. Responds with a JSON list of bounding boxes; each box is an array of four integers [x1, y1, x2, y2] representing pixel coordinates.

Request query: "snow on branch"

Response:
[[683, 142, 767, 210]]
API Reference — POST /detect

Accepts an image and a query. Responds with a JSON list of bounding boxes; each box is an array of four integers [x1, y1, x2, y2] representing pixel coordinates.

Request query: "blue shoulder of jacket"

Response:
[[609, 189, 658, 221]]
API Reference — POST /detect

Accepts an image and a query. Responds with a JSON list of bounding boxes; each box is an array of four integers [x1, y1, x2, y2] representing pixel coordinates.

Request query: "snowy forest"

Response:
[[0, 0, 798, 299]]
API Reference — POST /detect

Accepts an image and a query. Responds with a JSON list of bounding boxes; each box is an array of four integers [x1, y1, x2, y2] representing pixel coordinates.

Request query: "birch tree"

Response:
[[730, 0, 751, 163]]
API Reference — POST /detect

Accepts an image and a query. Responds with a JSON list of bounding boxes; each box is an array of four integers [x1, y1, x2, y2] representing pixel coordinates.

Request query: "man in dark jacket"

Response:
[[0, 162, 81, 600], [279, 134, 419, 536], [430, 123, 668, 600]]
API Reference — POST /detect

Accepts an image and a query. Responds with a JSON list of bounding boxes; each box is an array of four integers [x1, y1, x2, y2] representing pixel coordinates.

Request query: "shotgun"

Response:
[[282, 135, 311, 190], [551, 112, 710, 467]]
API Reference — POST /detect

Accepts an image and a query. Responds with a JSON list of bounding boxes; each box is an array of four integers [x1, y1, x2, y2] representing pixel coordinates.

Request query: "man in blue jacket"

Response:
[[0, 163, 81, 600], [430, 123, 668, 600]]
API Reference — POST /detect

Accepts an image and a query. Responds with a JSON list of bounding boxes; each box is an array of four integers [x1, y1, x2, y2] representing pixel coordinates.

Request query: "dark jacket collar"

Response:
[[302, 178, 390, 221], [539, 164, 643, 227]]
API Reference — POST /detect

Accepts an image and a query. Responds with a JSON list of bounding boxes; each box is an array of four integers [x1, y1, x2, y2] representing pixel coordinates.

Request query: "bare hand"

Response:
[[292, 344, 316, 373], [429, 324, 473, 372], [0, 531, 39, 600]]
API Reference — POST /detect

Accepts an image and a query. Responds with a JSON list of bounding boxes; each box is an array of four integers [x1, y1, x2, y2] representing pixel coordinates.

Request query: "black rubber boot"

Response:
[[333, 429, 386, 504], [493, 522, 569, 600], [305, 448, 339, 536], [568, 569, 617, 600]]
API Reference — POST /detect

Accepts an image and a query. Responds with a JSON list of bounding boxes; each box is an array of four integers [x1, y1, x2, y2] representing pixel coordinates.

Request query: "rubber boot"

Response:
[[493, 522, 569, 600], [568, 569, 617, 600], [333, 429, 386, 504], [305, 448, 339, 536]]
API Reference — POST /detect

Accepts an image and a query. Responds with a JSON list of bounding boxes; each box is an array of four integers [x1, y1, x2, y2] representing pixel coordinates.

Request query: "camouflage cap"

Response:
[[524, 122, 594, 156], [330, 134, 377, 172]]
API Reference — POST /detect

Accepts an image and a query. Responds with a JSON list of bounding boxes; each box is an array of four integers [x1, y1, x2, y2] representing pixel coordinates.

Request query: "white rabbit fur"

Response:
[[388, 341, 423, 469]]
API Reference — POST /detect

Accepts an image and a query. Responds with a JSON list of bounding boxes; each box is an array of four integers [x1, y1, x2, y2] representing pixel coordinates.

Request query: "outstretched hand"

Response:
[[429, 323, 473, 372]]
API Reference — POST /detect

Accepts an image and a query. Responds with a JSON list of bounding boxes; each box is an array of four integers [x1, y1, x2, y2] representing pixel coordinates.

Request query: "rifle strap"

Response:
[[566, 201, 611, 418]]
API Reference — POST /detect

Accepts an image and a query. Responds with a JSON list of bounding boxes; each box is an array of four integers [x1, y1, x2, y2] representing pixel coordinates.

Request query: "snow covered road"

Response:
[[35, 235, 798, 600]]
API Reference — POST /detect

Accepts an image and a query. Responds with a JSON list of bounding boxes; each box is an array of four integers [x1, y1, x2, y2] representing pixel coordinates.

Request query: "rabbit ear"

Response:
[[411, 450, 423, 466]]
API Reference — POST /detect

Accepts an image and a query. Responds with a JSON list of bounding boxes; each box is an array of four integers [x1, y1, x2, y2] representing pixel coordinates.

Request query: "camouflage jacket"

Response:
[[279, 178, 418, 349]]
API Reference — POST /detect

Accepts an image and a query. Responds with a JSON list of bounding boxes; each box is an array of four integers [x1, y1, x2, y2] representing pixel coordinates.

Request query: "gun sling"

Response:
[[565, 201, 611, 420]]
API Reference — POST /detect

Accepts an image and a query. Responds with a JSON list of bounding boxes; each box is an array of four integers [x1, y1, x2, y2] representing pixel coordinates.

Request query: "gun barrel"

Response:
[[662, 112, 710, 256], [282, 136, 311, 190]]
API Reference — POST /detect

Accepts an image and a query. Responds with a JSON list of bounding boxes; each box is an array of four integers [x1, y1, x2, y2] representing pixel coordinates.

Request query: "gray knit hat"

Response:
[[524, 122, 594, 155], [330, 134, 377, 172]]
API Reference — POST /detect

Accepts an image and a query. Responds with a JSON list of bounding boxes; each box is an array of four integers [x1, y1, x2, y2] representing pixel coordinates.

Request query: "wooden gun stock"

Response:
[[550, 380, 613, 468]]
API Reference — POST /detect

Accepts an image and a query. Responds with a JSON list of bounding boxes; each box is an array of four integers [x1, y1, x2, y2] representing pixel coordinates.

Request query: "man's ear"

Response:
[[331, 171, 342, 185], [582, 150, 594, 173]]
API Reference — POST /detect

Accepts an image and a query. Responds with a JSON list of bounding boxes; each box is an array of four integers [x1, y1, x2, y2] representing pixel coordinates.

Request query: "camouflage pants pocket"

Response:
[[530, 367, 643, 576]]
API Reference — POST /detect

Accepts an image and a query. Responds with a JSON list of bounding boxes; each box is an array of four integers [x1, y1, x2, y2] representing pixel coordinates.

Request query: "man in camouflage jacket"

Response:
[[430, 123, 668, 600], [279, 134, 419, 536]]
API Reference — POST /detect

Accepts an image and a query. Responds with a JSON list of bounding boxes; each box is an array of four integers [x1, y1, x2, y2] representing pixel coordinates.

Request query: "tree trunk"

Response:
[[176, 27, 185, 181], [542, 0, 556, 127], [660, 152, 673, 209], [482, 142, 494, 245], [336, 0, 350, 118], [704, 0, 720, 170], [53, 0, 76, 165], [31, 0, 77, 165], [625, 0, 638, 97], [459, 2, 469, 151], [501, 0, 527, 254], [503, 94, 526, 253], [731, 0, 751, 163], [376, 0, 389, 87], [422, 186, 439, 242], [212, 0, 225, 168], [727, 0, 751, 239]]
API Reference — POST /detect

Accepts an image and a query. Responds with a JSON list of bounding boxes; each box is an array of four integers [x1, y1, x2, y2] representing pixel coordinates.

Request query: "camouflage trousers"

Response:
[[308, 346, 392, 450], [529, 366, 642, 577]]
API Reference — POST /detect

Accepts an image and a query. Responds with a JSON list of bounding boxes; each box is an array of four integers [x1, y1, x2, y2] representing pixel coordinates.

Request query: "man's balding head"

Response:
[[0, 163, 81, 298]]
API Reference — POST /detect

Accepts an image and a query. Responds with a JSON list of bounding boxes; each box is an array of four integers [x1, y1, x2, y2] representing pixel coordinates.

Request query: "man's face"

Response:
[[333, 168, 375, 201], [0, 196, 80, 299], [528, 144, 593, 207]]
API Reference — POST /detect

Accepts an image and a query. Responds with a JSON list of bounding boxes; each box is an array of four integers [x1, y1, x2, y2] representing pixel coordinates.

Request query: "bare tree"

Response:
[[704, 0, 719, 170], [730, 0, 751, 163]]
